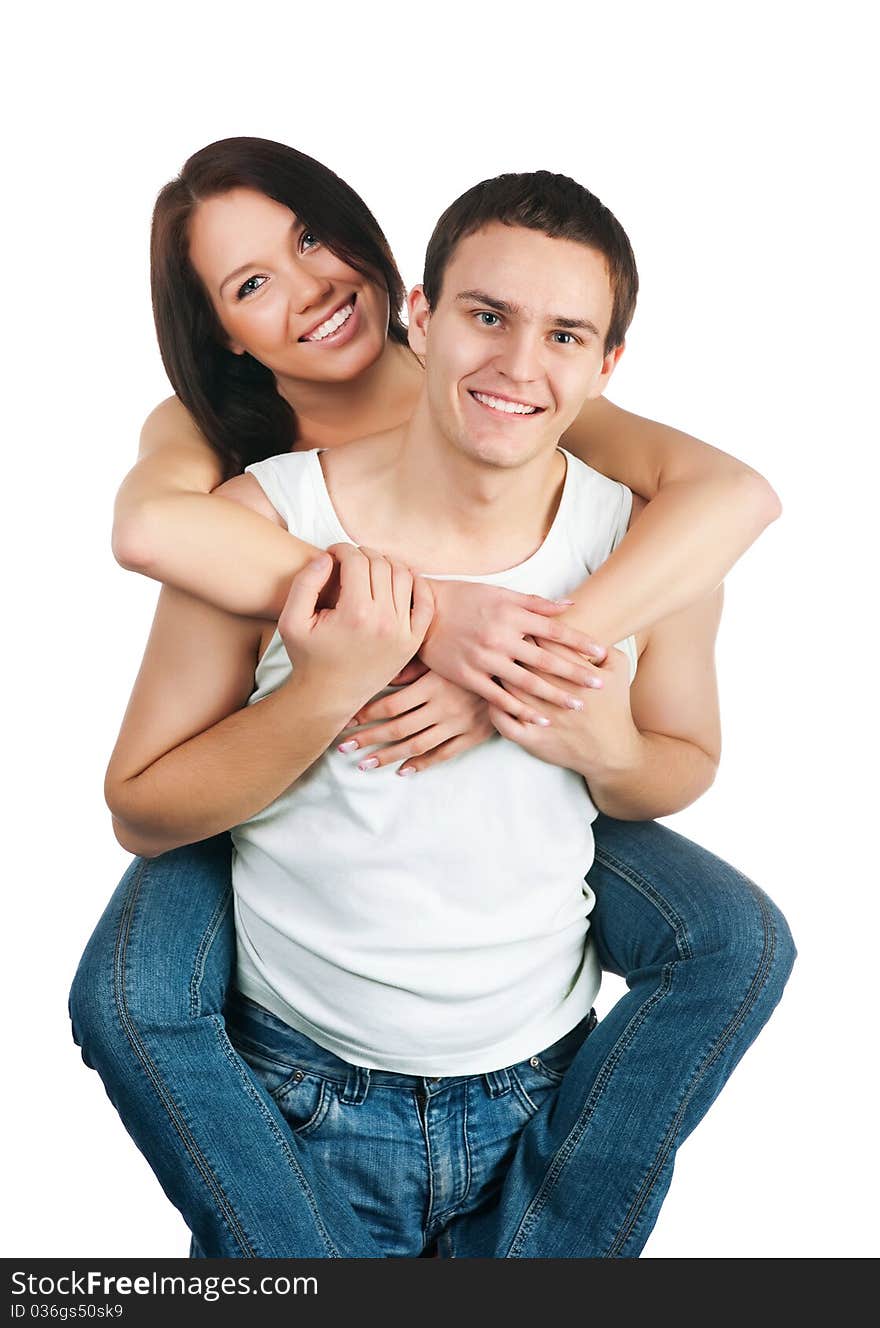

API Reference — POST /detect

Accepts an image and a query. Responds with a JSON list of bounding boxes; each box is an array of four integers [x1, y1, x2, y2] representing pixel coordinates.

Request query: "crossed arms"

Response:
[[106, 486, 723, 859]]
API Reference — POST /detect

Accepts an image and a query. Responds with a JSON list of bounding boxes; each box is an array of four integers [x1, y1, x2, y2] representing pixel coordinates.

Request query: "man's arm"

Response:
[[582, 586, 723, 819]]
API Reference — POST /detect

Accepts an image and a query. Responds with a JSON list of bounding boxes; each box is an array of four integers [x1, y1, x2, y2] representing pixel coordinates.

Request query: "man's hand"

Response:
[[279, 543, 435, 717], [421, 579, 608, 717], [488, 639, 641, 779]]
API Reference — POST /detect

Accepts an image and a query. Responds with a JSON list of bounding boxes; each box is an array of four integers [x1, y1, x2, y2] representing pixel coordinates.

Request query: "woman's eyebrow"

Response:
[[455, 289, 599, 337], [219, 220, 301, 294]]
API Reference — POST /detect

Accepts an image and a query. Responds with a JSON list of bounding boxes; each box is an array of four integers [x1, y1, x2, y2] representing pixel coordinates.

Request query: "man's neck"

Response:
[[323, 396, 568, 575], [276, 340, 423, 451]]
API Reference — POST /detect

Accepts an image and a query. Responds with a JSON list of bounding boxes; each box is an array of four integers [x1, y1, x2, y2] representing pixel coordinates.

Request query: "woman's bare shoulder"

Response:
[[139, 395, 213, 459]]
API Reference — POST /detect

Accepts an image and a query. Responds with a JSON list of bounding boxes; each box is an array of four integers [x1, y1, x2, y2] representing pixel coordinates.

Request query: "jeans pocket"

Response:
[[231, 1035, 331, 1137], [516, 1008, 599, 1094]]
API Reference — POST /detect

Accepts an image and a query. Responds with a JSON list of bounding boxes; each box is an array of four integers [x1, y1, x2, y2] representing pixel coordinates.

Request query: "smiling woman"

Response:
[[69, 138, 792, 1259], [150, 139, 414, 477]]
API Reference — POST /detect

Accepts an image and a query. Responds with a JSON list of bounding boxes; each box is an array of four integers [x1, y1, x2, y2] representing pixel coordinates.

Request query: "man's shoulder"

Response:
[[322, 429, 401, 485]]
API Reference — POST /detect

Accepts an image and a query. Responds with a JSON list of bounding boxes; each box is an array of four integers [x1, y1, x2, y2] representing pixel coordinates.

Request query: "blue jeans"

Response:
[[221, 992, 599, 1258], [69, 819, 795, 1257]]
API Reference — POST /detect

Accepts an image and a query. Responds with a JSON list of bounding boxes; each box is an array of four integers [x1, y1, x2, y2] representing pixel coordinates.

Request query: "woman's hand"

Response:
[[488, 640, 638, 777], [279, 543, 434, 716], [419, 578, 608, 718], [335, 670, 496, 776]]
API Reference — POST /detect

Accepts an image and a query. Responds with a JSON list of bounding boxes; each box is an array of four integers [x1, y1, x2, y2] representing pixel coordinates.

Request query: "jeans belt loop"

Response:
[[341, 1063, 370, 1105], [483, 1068, 512, 1098]]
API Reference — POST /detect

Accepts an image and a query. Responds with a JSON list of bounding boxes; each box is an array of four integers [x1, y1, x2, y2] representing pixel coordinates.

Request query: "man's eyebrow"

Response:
[[219, 220, 300, 294], [455, 289, 600, 338]]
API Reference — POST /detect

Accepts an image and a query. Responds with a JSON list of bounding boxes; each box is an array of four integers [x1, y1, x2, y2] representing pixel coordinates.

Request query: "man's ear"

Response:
[[588, 341, 625, 398], [407, 285, 431, 355]]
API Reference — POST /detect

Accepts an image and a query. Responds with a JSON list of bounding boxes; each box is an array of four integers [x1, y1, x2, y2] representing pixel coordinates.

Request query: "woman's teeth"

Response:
[[472, 392, 539, 415], [304, 302, 354, 342]]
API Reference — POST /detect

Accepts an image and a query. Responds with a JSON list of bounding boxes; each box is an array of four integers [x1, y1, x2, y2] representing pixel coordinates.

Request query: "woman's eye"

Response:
[[476, 311, 501, 327], [236, 275, 267, 300], [300, 231, 320, 252], [552, 331, 576, 345]]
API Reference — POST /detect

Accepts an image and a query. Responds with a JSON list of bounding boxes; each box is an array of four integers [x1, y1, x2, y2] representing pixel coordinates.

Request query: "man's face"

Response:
[[409, 222, 623, 471]]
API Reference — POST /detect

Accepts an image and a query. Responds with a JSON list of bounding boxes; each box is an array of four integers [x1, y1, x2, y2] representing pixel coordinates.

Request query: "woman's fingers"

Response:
[[518, 612, 607, 660], [279, 553, 334, 631], [389, 558, 414, 617], [490, 656, 595, 711], [358, 546, 394, 603], [350, 674, 435, 727], [348, 723, 449, 771], [338, 704, 430, 753], [409, 573, 435, 639], [331, 542, 372, 603], [487, 703, 532, 742], [472, 676, 553, 725], [514, 639, 605, 688], [396, 725, 495, 775], [388, 659, 430, 687]]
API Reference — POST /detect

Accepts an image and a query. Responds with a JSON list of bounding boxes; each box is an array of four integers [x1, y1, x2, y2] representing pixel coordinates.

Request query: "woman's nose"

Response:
[[288, 262, 333, 316]]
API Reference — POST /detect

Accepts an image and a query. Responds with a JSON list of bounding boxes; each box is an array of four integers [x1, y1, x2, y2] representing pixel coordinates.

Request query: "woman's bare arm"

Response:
[[111, 397, 321, 617], [558, 395, 781, 643], [105, 585, 356, 857]]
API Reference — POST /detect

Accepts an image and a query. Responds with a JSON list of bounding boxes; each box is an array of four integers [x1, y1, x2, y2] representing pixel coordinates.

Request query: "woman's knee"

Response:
[[69, 839, 235, 1060], [590, 817, 796, 1001]]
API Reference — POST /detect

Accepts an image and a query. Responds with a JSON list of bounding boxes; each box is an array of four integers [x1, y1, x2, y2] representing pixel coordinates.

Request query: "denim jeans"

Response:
[[219, 992, 598, 1258], [69, 818, 795, 1257]]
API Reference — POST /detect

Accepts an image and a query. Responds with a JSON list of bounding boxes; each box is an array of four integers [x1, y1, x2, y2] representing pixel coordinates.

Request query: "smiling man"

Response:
[[101, 172, 794, 1258]]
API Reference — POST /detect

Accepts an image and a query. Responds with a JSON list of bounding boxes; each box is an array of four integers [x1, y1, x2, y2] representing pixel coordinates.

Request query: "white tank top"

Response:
[[232, 448, 636, 1075]]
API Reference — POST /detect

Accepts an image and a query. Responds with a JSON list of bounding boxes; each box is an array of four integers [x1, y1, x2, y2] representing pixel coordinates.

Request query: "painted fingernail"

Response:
[[555, 598, 575, 606], [338, 740, 359, 752], [398, 766, 416, 777], [588, 644, 607, 660], [583, 676, 603, 689], [528, 716, 551, 726], [357, 757, 380, 771], [565, 697, 584, 711]]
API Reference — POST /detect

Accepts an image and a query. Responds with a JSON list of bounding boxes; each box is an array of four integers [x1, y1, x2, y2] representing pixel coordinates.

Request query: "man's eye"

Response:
[[237, 275, 267, 300], [300, 231, 320, 252], [476, 311, 500, 327], [552, 331, 576, 345]]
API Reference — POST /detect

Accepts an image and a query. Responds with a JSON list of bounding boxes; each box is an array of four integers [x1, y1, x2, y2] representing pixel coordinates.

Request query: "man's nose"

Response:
[[494, 330, 543, 383]]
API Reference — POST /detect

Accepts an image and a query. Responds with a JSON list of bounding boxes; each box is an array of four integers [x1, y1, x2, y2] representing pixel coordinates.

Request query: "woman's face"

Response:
[[188, 187, 390, 385]]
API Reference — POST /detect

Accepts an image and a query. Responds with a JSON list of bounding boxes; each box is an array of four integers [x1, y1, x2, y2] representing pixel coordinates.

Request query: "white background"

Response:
[[3, 0, 877, 1259]]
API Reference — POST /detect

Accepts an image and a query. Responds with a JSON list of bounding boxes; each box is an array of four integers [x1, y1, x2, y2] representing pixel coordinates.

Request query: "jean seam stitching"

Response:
[[592, 845, 693, 961], [503, 962, 674, 1257], [431, 1085, 473, 1226], [113, 860, 257, 1257], [188, 882, 233, 1020], [508, 1066, 544, 1117], [418, 1088, 436, 1240], [605, 882, 778, 1256], [212, 1025, 341, 1255]]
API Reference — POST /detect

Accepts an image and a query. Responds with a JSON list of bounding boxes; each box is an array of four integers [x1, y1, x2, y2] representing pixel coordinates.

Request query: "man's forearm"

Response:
[[584, 729, 718, 820], [108, 675, 352, 857]]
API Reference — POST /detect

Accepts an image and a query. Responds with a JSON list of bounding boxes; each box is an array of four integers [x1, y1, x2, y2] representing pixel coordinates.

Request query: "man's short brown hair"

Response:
[[423, 171, 638, 353]]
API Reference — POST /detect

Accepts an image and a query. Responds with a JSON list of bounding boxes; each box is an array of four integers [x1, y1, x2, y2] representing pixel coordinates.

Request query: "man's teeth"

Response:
[[472, 392, 538, 415], [305, 302, 354, 342]]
